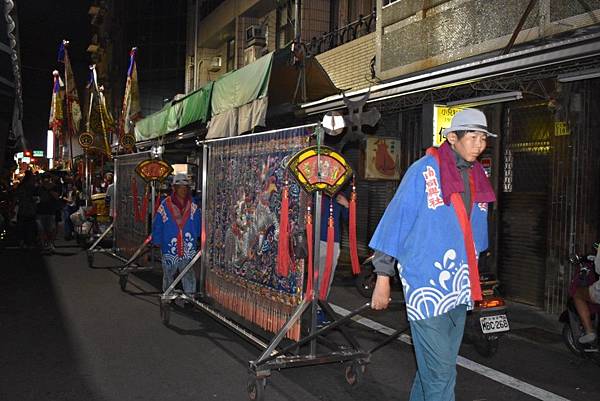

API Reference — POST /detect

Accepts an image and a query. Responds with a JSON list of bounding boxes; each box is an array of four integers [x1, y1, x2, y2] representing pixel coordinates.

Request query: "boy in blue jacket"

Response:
[[152, 173, 201, 295], [370, 109, 497, 401]]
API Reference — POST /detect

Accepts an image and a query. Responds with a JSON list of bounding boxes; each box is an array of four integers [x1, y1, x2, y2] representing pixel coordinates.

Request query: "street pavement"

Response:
[[2, 239, 600, 401]]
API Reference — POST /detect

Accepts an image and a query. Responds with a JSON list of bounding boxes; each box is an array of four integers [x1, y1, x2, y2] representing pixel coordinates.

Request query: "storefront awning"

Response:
[[135, 48, 338, 142], [206, 52, 273, 139], [135, 81, 213, 141]]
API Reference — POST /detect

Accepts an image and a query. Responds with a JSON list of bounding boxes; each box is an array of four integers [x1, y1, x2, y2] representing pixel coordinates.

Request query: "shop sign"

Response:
[[363, 136, 400, 180], [135, 159, 173, 182], [432, 105, 464, 147], [287, 146, 353, 196], [33, 150, 44, 157], [554, 121, 570, 137], [15, 152, 23, 159]]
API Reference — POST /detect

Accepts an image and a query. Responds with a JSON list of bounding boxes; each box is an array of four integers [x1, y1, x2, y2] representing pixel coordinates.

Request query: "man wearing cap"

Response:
[[369, 108, 496, 400], [152, 173, 201, 296]]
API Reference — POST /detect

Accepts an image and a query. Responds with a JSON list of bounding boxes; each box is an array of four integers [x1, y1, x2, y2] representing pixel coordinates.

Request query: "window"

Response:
[[276, 1, 294, 49], [226, 38, 235, 72], [382, 0, 400, 7]]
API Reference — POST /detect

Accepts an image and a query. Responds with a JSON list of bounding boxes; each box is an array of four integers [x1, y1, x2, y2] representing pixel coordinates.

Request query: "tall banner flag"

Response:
[[119, 47, 142, 151], [49, 70, 64, 161], [58, 40, 82, 161], [80, 65, 114, 157]]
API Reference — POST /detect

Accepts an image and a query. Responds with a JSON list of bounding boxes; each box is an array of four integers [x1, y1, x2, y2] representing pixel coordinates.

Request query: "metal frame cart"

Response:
[[87, 151, 160, 291], [158, 125, 377, 401]]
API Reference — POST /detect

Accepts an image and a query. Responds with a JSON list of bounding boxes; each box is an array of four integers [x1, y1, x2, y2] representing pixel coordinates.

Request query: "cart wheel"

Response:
[[247, 376, 266, 401], [160, 302, 171, 325], [119, 274, 128, 291], [344, 361, 365, 386]]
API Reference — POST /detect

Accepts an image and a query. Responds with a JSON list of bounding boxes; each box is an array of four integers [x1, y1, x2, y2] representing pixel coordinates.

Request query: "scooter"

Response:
[[355, 255, 509, 357], [464, 271, 509, 357], [559, 244, 600, 364]]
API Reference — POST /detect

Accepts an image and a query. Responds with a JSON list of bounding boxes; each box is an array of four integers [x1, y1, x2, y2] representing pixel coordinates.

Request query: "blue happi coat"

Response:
[[152, 195, 201, 264], [369, 154, 489, 321]]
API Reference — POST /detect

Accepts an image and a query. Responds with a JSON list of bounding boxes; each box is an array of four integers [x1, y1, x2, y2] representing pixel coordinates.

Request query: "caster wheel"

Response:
[[247, 376, 266, 401], [119, 274, 128, 291], [160, 302, 171, 325], [344, 361, 365, 386]]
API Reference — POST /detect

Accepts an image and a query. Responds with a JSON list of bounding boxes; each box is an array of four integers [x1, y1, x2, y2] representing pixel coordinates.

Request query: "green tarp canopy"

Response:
[[134, 81, 213, 141], [211, 52, 273, 115], [134, 48, 338, 141]]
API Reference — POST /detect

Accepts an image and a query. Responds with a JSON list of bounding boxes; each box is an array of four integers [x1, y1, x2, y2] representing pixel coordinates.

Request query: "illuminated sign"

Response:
[[16, 152, 23, 159], [554, 121, 570, 137], [33, 150, 44, 157], [287, 146, 353, 196], [47, 130, 54, 159], [432, 105, 465, 147]]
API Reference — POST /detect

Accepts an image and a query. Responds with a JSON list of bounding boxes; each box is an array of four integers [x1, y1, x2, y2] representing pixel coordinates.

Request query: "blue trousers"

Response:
[[162, 256, 196, 294], [409, 305, 467, 401]]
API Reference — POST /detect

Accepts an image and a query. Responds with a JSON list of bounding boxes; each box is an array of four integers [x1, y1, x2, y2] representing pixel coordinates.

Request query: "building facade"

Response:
[[180, 0, 600, 314], [302, 0, 600, 313], [186, 0, 376, 93]]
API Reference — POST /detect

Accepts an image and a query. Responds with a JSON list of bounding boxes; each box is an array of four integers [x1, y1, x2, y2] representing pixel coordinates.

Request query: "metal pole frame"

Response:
[[174, 125, 372, 391]]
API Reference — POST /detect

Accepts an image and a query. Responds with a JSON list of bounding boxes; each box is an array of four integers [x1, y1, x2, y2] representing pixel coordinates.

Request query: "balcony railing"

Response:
[[306, 9, 376, 57]]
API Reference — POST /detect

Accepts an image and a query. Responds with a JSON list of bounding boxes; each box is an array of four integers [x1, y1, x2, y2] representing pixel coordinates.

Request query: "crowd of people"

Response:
[[0, 168, 110, 253]]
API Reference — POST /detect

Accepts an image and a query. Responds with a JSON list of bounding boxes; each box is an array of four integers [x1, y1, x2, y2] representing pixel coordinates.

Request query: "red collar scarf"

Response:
[[165, 195, 192, 257], [427, 143, 496, 301]]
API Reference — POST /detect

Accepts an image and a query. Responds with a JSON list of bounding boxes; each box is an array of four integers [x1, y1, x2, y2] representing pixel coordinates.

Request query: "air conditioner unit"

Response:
[[209, 56, 222, 72], [246, 25, 266, 47]]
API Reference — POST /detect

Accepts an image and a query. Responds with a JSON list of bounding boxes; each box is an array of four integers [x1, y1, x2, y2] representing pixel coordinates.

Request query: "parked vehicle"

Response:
[[559, 245, 600, 364], [463, 271, 509, 357], [355, 255, 509, 357]]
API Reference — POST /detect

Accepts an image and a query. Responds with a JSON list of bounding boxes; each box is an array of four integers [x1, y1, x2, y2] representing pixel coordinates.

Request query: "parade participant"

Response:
[[315, 192, 349, 326], [369, 108, 496, 401], [319, 193, 349, 294], [152, 173, 201, 296]]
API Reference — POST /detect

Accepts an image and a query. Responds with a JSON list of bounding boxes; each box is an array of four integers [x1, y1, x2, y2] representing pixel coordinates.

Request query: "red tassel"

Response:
[[349, 182, 361, 275], [319, 200, 335, 300], [305, 206, 314, 300], [132, 178, 140, 222], [277, 186, 291, 276]]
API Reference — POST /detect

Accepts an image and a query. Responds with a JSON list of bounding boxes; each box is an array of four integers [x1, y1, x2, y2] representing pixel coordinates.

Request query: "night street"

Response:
[[2, 2, 600, 401], [2, 241, 599, 401]]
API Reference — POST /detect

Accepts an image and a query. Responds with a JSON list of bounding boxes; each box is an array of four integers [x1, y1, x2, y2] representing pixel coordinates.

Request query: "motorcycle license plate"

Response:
[[479, 314, 510, 334]]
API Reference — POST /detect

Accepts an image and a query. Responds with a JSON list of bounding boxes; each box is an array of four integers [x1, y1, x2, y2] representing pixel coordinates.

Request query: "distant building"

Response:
[[0, 0, 23, 169], [88, 0, 187, 118]]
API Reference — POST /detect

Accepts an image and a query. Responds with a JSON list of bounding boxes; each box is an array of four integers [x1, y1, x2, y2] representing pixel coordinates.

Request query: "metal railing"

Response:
[[306, 10, 376, 57]]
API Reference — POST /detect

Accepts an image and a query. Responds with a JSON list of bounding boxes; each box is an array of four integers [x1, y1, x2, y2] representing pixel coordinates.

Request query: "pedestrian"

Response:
[[316, 192, 349, 325], [369, 108, 497, 401], [152, 173, 201, 297], [36, 174, 62, 253], [572, 242, 600, 344], [14, 170, 38, 248], [61, 176, 78, 240]]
